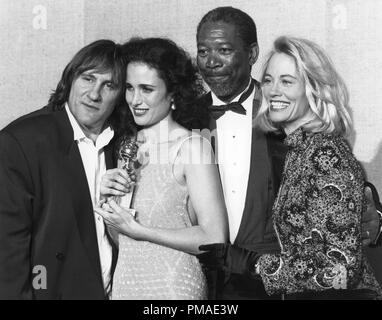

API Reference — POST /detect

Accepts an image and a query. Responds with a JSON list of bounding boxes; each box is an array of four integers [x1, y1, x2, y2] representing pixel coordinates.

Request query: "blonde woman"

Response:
[[254, 36, 381, 299]]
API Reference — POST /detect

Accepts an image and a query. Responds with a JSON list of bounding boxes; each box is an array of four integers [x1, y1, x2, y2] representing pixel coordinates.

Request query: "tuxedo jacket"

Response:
[[199, 79, 288, 252], [198, 79, 288, 299], [0, 106, 118, 299]]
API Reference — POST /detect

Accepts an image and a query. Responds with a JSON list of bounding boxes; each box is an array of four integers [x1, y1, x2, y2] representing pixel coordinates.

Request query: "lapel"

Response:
[[103, 138, 119, 278], [202, 92, 218, 153], [234, 80, 270, 244], [266, 132, 288, 193], [52, 108, 104, 286], [203, 81, 288, 246], [235, 82, 288, 245], [104, 137, 117, 170]]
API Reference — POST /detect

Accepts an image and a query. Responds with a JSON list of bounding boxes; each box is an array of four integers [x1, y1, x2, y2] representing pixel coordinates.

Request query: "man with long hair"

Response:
[[0, 39, 132, 299]]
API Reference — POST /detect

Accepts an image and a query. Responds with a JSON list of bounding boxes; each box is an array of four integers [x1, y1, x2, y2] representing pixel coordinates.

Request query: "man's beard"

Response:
[[206, 80, 234, 101]]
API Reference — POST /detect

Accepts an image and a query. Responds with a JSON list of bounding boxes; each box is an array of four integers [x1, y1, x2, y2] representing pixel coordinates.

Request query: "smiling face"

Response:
[[262, 52, 310, 132], [125, 62, 173, 128], [68, 69, 120, 138], [197, 21, 257, 103]]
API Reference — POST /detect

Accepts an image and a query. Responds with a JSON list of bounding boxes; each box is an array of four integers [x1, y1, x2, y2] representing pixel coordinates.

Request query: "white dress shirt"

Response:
[[65, 104, 113, 295], [211, 80, 255, 243]]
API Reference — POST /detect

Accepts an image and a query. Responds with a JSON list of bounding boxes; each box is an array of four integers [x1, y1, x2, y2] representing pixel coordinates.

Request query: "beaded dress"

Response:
[[112, 134, 207, 300]]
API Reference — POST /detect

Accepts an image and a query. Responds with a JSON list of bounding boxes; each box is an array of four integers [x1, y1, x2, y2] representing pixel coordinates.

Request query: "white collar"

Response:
[[65, 103, 114, 147]]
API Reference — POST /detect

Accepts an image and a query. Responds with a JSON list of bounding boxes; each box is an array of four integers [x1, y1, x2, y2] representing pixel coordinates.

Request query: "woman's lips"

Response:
[[132, 108, 149, 116], [270, 101, 290, 111]]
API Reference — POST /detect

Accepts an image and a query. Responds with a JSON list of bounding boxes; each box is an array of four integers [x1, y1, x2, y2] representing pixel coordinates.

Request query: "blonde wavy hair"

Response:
[[255, 36, 352, 136]]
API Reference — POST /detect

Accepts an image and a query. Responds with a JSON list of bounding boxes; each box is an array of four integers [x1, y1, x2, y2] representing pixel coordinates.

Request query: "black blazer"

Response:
[[198, 80, 288, 299], [0, 106, 117, 299], [199, 79, 288, 253]]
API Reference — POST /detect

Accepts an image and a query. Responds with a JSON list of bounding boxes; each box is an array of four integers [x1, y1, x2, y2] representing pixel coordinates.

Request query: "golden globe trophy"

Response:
[[114, 135, 139, 216]]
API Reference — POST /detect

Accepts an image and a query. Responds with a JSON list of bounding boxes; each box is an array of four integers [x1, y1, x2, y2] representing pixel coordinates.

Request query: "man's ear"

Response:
[[249, 43, 259, 66]]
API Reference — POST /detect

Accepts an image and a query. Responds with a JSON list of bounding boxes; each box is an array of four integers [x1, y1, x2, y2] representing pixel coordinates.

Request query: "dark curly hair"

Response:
[[48, 39, 134, 137], [121, 37, 208, 131], [197, 6, 258, 50]]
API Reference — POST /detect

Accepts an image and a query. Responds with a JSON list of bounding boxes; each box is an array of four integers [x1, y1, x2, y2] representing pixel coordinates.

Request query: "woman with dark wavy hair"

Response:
[[95, 37, 228, 299]]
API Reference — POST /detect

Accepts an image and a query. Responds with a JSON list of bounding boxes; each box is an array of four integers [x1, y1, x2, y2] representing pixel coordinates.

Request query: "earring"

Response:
[[171, 101, 176, 110]]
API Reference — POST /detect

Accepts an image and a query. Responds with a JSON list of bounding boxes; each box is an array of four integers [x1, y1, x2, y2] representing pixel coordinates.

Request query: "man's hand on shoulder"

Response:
[[362, 184, 382, 247]]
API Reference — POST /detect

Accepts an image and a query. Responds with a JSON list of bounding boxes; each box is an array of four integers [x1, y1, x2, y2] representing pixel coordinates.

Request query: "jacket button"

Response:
[[56, 252, 65, 261]]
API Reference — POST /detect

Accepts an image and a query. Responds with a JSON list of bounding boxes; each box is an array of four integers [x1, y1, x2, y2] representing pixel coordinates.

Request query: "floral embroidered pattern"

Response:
[[311, 146, 341, 174], [257, 129, 382, 297]]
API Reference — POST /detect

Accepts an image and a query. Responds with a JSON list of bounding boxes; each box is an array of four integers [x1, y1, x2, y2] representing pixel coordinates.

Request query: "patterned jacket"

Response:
[[258, 128, 381, 298]]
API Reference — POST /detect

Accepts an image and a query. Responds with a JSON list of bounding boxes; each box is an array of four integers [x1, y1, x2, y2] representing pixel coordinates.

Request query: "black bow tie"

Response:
[[208, 79, 255, 120]]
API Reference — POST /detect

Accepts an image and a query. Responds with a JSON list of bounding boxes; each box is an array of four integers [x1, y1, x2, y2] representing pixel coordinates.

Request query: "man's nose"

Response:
[[88, 83, 102, 101], [205, 53, 222, 69]]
